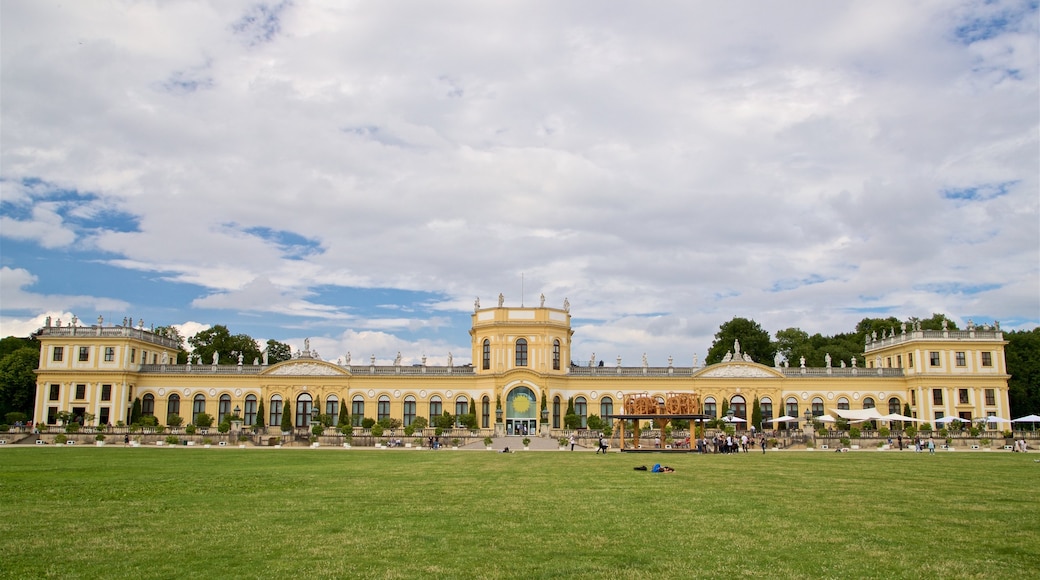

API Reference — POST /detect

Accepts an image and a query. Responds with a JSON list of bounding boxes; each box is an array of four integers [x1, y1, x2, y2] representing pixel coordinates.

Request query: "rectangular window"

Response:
[[981, 352, 993, 367], [985, 389, 996, 406], [955, 352, 966, 367], [958, 389, 969, 404], [932, 389, 943, 405], [47, 407, 58, 424], [104, 347, 115, 362], [886, 357, 891, 368], [896, 355, 902, 368], [270, 399, 282, 428], [98, 408, 110, 425], [130, 348, 136, 363], [929, 352, 940, 367], [908, 352, 913, 367], [351, 398, 364, 427], [78, 347, 90, 362], [101, 385, 112, 401], [152, 353, 158, 364], [934, 411, 944, 422], [52, 347, 64, 362], [911, 391, 916, 405], [49, 384, 60, 401], [75, 384, 86, 399]]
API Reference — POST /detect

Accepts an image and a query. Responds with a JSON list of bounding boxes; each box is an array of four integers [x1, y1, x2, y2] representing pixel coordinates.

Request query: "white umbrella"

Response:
[[764, 415, 800, 423], [934, 416, 967, 425], [974, 416, 1012, 424], [880, 413, 920, 422], [1012, 414, 1040, 423], [815, 415, 836, 423], [722, 416, 747, 423]]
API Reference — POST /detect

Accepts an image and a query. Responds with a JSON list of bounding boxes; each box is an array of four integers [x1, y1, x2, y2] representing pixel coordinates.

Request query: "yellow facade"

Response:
[[32, 307, 1011, 433]]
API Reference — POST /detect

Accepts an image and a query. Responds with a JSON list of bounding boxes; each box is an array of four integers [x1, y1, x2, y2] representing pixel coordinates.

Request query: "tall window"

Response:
[[929, 352, 940, 366], [811, 397, 824, 417], [515, 338, 528, 367], [130, 348, 136, 363], [553, 340, 561, 370], [78, 346, 90, 362], [270, 395, 283, 427], [244, 394, 257, 425], [75, 384, 86, 399], [142, 393, 155, 416], [101, 385, 112, 401], [908, 352, 913, 367], [760, 397, 773, 423], [192, 394, 206, 424], [985, 389, 996, 406], [218, 394, 231, 423], [455, 397, 468, 426], [553, 396, 561, 429], [104, 347, 115, 362], [888, 397, 900, 415], [785, 397, 799, 419], [837, 397, 850, 410], [731, 395, 747, 420], [377, 395, 390, 422], [351, 395, 364, 426], [600, 396, 613, 419], [955, 352, 966, 367], [932, 389, 943, 405], [326, 395, 339, 426], [981, 352, 993, 367], [296, 394, 312, 427], [958, 389, 969, 404], [167, 394, 180, 418], [429, 396, 442, 424], [575, 397, 587, 428], [403, 396, 416, 426], [481, 396, 490, 428], [482, 339, 491, 370], [52, 347, 63, 362], [704, 397, 716, 418]]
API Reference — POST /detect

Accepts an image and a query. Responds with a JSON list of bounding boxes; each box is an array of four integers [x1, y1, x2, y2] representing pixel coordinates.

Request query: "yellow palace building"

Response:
[[32, 302, 1012, 435]]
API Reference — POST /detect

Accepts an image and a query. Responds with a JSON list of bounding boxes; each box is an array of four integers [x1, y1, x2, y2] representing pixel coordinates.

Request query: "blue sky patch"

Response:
[[241, 225, 323, 259], [941, 181, 1016, 202], [768, 274, 828, 293], [231, 2, 289, 46], [914, 282, 1002, 296], [952, 1, 1037, 44]]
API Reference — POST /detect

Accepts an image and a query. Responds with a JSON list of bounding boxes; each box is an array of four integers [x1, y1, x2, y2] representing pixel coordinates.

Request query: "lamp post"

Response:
[[804, 409, 812, 427]]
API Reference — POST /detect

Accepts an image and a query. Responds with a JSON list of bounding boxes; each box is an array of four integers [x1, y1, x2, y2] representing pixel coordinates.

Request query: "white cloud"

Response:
[[1, 0, 1036, 358]]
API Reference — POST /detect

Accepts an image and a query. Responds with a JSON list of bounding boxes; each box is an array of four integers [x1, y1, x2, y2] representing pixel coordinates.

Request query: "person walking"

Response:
[[927, 438, 935, 455], [569, 433, 576, 451], [760, 435, 766, 454]]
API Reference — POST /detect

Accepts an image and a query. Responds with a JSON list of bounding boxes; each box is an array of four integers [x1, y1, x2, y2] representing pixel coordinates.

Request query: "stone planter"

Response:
[[95, 441, 105, 447], [486, 446, 494, 450], [342, 443, 351, 449]]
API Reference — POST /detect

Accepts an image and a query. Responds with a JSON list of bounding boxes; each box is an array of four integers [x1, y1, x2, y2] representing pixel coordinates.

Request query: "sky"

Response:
[[1, 0, 1038, 367]]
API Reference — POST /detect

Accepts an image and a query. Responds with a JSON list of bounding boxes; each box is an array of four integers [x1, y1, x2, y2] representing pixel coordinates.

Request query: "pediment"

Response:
[[263, 361, 349, 376], [696, 363, 781, 378]]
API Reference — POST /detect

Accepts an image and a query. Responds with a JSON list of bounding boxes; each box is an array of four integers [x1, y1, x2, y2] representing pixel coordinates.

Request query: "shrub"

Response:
[[65, 422, 81, 434], [1002, 430, 1013, 438], [817, 427, 827, 436], [0, 424, 9, 432], [559, 437, 568, 447], [185, 424, 197, 435], [55, 434, 68, 444], [920, 423, 932, 431], [5, 412, 28, 424], [904, 425, 917, 438], [483, 436, 493, 446], [564, 413, 581, 429], [404, 425, 415, 437], [410, 416, 428, 431], [95, 433, 105, 441], [805, 440, 815, 448], [218, 420, 231, 434], [371, 424, 384, 438], [451, 438, 461, 447], [361, 417, 376, 429], [980, 438, 991, 446], [840, 436, 851, 447], [194, 413, 214, 428], [522, 437, 531, 447], [165, 435, 179, 445], [238, 434, 249, 442], [878, 426, 891, 438], [969, 427, 981, 437], [602, 425, 612, 438], [849, 427, 861, 439], [202, 437, 213, 445], [377, 418, 392, 429], [388, 418, 403, 430], [586, 415, 603, 430], [166, 414, 183, 427], [938, 428, 949, 438], [311, 423, 323, 437]]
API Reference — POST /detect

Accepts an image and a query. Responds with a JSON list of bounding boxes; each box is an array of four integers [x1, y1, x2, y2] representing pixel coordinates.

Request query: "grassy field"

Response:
[[0, 447, 1036, 579]]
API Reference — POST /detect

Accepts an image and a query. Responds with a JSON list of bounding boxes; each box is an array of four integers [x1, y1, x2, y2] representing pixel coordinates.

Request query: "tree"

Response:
[[255, 399, 266, 429], [130, 398, 143, 424], [187, 325, 262, 365], [281, 404, 293, 432], [0, 346, 40, 418], [751, 396, 762, 431], [265, 339, 292, 364], [0, 336, 39, 359], [1006, 328, 1040, 416], [195, 413, 214, 428], [705, 317, 774, 365]]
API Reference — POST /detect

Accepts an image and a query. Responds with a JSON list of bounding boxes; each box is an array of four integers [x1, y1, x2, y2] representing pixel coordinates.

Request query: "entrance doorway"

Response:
[[506, 419, 536, 436]]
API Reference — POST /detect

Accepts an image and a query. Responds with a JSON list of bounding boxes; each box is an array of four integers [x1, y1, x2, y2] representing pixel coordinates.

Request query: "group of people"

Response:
[[692, 433, 767, 454]]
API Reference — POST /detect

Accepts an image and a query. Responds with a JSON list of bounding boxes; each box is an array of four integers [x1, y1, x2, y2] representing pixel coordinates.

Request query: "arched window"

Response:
[[575, 396, 587, 428], [167, 393, 180, 420], [704, 397, 717, 418], [192, 394, 206, 424], [760, 397, 773, 423], [270, 395, 283, 427], [481, 396, 490, 429], [351, 395, 364, 427], [482, 339, 491, 370], [515, 338, 528, 367], [244, 394, 257, 425], [812, 397, 824, 417], [553, 339, 561, 370], [888, 397, 901, 415], [296, 393, 312, 428], [731, 395, 747, 420], [553, 396, 561, 429], [218, 394, 231, 423], [600, 396, 613, 419], [837, 397, 850, 410], [377, 395, 390, 422], [142, 393, 155, 417], [429, 396, 442, 424], [785, 397, 799, 419], [455, 396, 468, 426], [403, 396, 416, 426], [326, 395, 339, 426], [863, 397, 875, 409]]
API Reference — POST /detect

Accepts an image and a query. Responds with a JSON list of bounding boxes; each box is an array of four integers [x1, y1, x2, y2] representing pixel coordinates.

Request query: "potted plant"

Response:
[[95, 433, 106, 446], [522, 437, 531, 450], [413, 437, 423, 448], [55, 433, 68, 445], [451, 437, 461, 449], [484, 435, 493, 450], [203, 437, 213, 448], [558, 437, 568, 450]]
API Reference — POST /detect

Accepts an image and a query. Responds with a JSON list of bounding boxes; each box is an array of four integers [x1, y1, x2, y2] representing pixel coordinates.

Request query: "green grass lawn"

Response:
[[0, 447, 1036, 579]]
